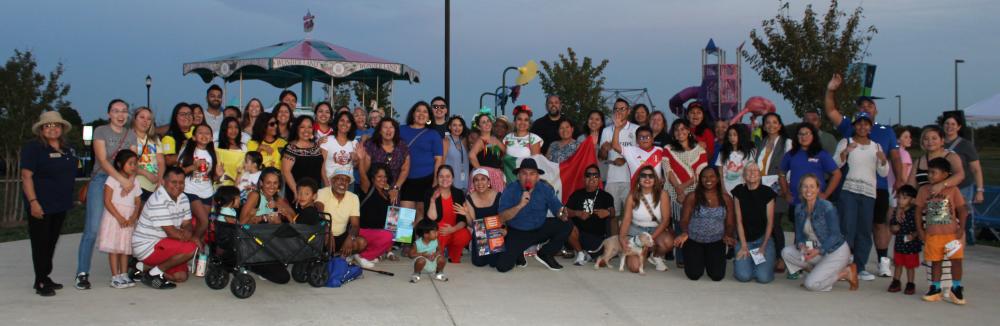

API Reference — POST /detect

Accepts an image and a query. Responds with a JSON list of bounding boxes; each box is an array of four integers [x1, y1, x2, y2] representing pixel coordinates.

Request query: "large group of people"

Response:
[[20, 76, 979, 306]]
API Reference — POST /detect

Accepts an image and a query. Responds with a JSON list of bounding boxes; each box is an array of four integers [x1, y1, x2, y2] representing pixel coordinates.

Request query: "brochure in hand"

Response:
[[385, 206, 416, 243], [474, 216, 505, 256]]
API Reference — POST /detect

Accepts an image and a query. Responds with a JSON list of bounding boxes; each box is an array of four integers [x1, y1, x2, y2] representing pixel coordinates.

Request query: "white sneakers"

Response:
[[878, 257, 892, 277], [411, 273, 448, 283], [573, 252, 588, 266], [649, 256, 669, 272], [353, 254, 375, 269], [859, 271, 876, 281]]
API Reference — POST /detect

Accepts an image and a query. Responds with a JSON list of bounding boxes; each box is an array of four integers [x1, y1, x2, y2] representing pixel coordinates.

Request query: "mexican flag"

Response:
[[503, 136, 598, 203]]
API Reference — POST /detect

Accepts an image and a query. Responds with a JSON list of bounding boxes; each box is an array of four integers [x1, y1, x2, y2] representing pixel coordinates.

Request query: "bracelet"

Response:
[[29, 198, 38, 203], [977, 188, 985, 192]]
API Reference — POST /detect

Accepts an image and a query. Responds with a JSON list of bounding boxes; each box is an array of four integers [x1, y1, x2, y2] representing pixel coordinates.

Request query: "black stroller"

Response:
[[205, 220, 330, 298]]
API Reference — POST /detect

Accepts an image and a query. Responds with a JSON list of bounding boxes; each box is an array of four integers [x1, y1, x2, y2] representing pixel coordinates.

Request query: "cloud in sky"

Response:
[[1, 0, 997, 126]]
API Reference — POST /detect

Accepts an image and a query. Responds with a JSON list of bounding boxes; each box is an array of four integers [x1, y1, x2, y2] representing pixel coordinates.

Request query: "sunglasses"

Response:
[[268, 121, 277, 127], [584, 172, 600, 178], [432, 105, 447, 110], [638, 173, 656, 180]]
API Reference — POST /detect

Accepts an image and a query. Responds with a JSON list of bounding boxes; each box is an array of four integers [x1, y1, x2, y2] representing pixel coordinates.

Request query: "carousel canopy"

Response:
[[182, 39, 420, 89]]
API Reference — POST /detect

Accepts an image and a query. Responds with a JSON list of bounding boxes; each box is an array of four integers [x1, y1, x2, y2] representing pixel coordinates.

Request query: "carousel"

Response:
[[182, 12, 420, 115]]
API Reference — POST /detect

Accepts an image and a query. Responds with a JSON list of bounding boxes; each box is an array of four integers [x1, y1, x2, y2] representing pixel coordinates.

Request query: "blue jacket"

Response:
[[499, 180, 562, 231], [794, 199, 845, 255]]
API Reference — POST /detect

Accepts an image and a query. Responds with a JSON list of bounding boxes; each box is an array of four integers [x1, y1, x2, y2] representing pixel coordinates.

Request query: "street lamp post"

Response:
[[895, 95, 902, 125], [444, 0, 450, 103], [145, 75, 152, 109], [954, 59, 964, 110]]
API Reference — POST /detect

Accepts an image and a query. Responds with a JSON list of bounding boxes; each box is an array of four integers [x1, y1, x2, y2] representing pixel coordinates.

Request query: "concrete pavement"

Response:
[[2, 233, 998, 326]]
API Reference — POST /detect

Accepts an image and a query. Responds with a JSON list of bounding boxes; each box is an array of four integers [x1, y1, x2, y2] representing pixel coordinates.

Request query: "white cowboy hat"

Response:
[[31, 111, 72, 135]]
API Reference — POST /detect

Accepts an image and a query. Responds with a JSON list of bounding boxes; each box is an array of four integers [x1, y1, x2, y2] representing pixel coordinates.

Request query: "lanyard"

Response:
[[449, 135, 465, 164]]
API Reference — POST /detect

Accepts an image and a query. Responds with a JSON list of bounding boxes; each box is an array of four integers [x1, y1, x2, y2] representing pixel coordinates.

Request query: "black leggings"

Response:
[[682, 240, 726, 281], [29, 211, 66, 285]]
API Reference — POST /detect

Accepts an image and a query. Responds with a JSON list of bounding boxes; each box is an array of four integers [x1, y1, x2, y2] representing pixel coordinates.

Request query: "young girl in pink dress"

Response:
[[98, 149, 142, 289]]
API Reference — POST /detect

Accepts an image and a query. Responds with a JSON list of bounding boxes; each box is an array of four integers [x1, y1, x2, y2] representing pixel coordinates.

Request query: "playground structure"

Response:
[[669, 39, 742, 122]]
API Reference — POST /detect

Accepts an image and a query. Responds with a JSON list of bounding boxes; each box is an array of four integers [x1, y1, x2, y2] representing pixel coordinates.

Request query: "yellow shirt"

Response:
[[316, 188, 360, 236], [215, 148, 247, 186], [161, 127, 194, 155], [247, 138, 287, 169]]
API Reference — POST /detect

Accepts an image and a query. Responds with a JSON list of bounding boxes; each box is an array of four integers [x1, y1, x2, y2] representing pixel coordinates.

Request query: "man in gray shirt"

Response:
[[803, 109, 838, 155], [203, 84, 225, 139]]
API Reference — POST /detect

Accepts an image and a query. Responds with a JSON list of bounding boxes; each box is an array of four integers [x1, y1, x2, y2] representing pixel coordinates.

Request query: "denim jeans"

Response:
[[77, 173, 109, 275], [960, 184, 976, 245], [839, 190, 875, 271], [733, 236, 776, 283]]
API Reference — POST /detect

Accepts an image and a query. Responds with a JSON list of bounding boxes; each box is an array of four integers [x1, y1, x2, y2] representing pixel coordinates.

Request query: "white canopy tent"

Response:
[[964, 92, 1000, 123]]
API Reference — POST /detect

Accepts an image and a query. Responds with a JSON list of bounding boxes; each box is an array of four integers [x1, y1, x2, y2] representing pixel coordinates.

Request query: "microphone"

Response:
[[523, 181, 533, 192]]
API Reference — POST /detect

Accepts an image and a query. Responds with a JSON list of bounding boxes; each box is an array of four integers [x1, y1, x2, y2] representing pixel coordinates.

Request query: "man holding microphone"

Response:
[[495, 158, 571, 272]]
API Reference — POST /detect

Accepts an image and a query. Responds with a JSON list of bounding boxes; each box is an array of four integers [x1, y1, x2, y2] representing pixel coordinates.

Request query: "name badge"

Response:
[[49, 153, 62, 158]]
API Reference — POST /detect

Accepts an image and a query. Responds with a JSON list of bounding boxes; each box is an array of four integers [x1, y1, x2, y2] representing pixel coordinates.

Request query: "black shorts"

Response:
[[874, 189, 890, 224], [140, 189, 154, 202], [333, 227, 352, 252], [578, 231, 604, 252], [401, 175, 433, 202], [185, 193, 213, 206]]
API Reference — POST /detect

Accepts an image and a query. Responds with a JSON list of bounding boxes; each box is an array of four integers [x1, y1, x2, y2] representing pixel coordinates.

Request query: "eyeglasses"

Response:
[[432, 105, 447, 110], [614, 107, 628, 112], [797, 132, 812, 137], [110, 109, 129, 114], [178, 112, 193, 117], [638, 135, 651, 141], [584, 172, 600, 178], [638, 173, 656, 180], [268, 121, 277, 127]]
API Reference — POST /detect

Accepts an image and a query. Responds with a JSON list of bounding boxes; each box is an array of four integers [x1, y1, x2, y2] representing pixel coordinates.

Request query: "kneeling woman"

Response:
[[618, 166, 674, 273], [353, 164, 397, 268], [781, 174, 859, 291], [239, 168, 296, 283], [425, 165, 472, 263], [675, 167, 734, 281], [731, 163, 776, 283]]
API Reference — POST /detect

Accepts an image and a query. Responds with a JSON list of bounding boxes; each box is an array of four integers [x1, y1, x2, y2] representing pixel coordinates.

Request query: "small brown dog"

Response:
[[591, 232, 654, 274]]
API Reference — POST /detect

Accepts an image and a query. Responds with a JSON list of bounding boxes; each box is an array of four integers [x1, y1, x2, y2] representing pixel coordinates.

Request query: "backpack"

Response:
[[325, 256, 363, 288]]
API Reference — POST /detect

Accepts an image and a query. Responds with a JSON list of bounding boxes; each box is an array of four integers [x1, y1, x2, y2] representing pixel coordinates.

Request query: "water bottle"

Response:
[[194, 246, 208, 277]]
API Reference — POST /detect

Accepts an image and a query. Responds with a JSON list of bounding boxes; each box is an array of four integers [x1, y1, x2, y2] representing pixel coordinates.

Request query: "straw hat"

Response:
[[31, 111, 72, 135]]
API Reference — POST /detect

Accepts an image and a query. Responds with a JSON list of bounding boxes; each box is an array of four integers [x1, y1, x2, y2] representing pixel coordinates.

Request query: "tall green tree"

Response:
[[538, 47, 610, 124], [352, 81, 395, 118], [321, 82, 353, 109], [743, 0, 877, 121], [0, 49, 72, 225]]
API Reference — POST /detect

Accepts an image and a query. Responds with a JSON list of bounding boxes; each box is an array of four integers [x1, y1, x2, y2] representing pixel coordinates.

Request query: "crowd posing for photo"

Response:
[[20, 77, 979, 306]]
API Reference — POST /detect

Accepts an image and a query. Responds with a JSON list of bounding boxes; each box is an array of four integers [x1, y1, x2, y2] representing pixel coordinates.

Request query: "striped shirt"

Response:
[[131, 186, 191, 260]]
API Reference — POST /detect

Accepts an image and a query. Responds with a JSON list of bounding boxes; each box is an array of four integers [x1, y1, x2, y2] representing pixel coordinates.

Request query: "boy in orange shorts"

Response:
[[915, 157, 967, 305]]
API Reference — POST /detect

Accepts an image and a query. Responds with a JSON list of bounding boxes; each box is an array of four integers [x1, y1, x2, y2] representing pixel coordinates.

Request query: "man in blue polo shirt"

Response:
[[825, 73, 905, 280], [496, 158, 571, 272]]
